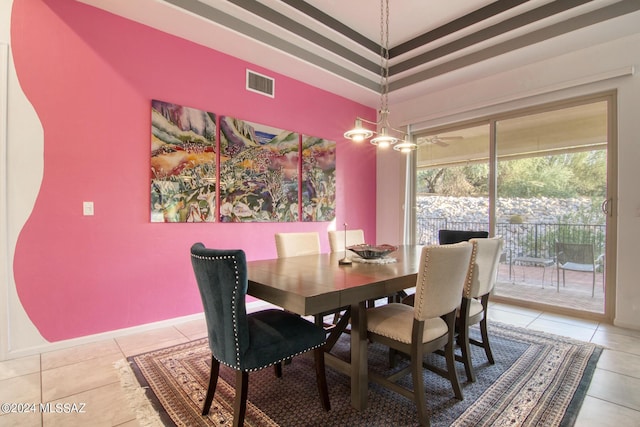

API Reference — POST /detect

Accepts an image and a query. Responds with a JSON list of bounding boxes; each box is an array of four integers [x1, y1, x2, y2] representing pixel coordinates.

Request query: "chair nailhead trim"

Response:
[[463, 242, 478, 298], [415, 248, 429, 319], [191, 253, 242, 369], [214, 342, 325, 372], [193, 252, 326, 372]]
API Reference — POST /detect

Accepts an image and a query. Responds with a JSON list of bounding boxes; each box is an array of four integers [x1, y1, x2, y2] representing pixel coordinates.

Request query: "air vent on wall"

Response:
[[246, 69, 275, 98]]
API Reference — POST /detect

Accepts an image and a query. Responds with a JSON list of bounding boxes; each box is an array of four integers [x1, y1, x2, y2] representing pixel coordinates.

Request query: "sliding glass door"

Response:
[[413, 95, 614, 317], [415, 124, 490, 246]]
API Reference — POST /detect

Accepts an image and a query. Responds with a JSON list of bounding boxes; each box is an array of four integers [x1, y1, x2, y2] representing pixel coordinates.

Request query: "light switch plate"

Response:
[[83, 201, 94, 216]]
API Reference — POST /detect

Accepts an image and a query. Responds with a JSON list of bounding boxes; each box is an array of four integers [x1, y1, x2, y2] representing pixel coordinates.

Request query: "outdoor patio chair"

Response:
[[190, 243, 330, 426], [555, 241, 602, 297], [366, 242, 473, 426]]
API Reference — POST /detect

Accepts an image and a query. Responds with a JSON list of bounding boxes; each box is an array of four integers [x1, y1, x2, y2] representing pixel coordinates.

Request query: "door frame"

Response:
[[408, 91, 617, 323]]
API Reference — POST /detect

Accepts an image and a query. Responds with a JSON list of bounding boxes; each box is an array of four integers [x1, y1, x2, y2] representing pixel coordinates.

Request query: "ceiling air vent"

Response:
[[246, 69, 275, 98]]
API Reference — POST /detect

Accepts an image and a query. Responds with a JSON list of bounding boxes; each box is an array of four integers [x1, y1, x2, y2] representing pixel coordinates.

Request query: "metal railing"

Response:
[[417, 217, 606, 262]]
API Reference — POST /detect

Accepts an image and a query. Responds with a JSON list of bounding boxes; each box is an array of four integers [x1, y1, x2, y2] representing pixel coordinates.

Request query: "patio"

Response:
[[493, 262, 605, 314]]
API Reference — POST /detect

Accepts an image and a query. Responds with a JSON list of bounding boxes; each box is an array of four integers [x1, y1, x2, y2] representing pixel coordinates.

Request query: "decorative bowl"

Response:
[[346, 244, 398, 259]]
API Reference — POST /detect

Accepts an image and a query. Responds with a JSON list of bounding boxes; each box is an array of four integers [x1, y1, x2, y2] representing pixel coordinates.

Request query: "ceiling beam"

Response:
[[390, 0, 530, 59], [391, 0, 640, 92], [390, 0, 594, 76]]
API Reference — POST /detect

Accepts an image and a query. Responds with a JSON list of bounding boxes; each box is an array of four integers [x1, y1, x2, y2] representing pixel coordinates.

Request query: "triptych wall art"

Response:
[[150, 100, 336, 223]]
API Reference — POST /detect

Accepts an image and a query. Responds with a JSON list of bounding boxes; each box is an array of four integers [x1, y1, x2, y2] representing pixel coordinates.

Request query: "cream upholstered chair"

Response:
[[328, 229, 365, 252], [328, 229, 366, 321], [366, 242, 474, 426], [275, 232, 321, 258], [329, 229, 405, 308], [275, 232, 344, 328], [457, 237, 503, 383]]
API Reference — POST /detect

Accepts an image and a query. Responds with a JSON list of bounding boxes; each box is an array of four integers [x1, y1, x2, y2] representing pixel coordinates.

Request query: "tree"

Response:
[[419, 149, 606, 199]]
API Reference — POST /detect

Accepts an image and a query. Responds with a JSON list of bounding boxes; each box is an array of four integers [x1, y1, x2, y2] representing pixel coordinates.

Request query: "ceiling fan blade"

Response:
[[416, 135, 462, 147]]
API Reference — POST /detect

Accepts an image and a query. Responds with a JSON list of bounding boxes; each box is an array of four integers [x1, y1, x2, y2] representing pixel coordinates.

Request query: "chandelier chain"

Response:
[[379, 0, 390, 116], [343, 0, 416, 152]]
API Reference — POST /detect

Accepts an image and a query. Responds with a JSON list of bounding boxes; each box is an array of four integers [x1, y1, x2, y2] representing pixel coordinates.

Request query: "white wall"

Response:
[[1, 0, 50, 360], [381, 29, 640, 330]]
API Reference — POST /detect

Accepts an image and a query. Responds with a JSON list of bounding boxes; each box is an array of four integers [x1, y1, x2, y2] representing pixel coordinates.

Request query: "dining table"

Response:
[[246, 245, 423, 410]]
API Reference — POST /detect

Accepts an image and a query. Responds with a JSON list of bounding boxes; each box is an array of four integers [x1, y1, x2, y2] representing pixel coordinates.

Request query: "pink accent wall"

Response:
[[10, 0, 376, 341]]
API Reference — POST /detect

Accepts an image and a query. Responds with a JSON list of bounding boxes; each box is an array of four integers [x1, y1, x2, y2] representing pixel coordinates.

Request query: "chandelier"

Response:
[[343, 0, 416, 153]]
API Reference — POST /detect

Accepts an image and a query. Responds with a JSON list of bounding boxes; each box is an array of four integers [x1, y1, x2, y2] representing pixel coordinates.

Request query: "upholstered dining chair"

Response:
[[328, 229, 366, 322], [457, 237, 504, 383], [328, 229, 365, 252], [190, 243, 330, 426], [438, 229, 489, 244], [275, 231, 344, 328], [328, 229, 406, 309], [275, 231, 321, 258], [555, 241, 602, 297], [366, 242, 474, 426]]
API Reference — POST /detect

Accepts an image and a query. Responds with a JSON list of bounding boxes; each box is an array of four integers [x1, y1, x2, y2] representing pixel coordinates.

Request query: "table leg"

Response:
[[350, 301, 368, 410]]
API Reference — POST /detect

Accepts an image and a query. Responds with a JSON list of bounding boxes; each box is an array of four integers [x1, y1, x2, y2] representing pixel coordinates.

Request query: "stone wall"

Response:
[[417, 195, 600, 224]]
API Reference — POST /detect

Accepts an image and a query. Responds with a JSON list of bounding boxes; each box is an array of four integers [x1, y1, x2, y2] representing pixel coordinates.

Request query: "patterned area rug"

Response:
[[120, 322, 601, 426]]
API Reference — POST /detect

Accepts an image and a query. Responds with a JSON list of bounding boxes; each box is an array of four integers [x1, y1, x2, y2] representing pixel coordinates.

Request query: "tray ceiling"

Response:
[[77, 0, 640, 106]]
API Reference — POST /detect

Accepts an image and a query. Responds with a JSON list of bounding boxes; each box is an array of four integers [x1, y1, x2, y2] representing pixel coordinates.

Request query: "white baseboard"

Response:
[[1, 300, 279, 361]]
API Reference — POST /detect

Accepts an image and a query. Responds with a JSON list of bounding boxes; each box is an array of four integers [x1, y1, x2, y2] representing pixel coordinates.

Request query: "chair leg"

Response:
[[274, 362, 282, 378], [332, 311, 342, 324], [592, 271, 596, 297], [232, 371, 249, 427], [444, 337, 463, 400], [479, 316, 494, 364], [411, 354, 430, 426], [457, 298, 475, 383], [479, 294, 494, 365], [313, 347, 331, 411], [202, 356, 220, 416], [458, 319, 475, 383], [389, 348, 398, 368]]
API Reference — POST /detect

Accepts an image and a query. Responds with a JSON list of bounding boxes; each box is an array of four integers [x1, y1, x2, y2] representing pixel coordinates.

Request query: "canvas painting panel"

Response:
[[219, 116, 299, 222], [150, 100, 217, 222], [302, 135, 336, 222]]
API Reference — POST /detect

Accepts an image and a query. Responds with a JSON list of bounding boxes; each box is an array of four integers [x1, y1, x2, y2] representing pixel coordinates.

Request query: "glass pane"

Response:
[[415, 125, 490, 245], [493, 101, 607, 314]]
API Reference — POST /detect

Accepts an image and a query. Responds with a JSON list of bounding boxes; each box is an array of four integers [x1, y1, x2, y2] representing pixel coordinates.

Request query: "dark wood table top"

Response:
[[247, 245, 423, 315], [247, 245, 425, 411]]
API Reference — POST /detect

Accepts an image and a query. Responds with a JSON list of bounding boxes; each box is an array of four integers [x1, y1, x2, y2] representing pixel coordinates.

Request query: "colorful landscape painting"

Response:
[[150, 100, 217, 222], [219, 116, 299, 222], [302, 136, 336, 222]]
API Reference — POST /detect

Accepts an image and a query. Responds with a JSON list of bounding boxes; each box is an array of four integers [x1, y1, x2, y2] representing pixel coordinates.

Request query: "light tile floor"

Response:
[[1, 302, 639, 426]]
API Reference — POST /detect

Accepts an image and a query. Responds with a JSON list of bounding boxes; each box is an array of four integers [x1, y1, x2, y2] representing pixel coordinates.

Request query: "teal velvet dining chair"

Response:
[[190, 243, 330, 426]]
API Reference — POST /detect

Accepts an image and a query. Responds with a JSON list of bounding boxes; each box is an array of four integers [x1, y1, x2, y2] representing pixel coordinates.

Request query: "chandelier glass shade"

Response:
[[343, 0, 416, 153], [343, 118, 374, 142]]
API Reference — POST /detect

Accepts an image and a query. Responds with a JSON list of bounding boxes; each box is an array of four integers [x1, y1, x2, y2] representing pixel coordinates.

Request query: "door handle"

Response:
[[601, 198, 611, 216]]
